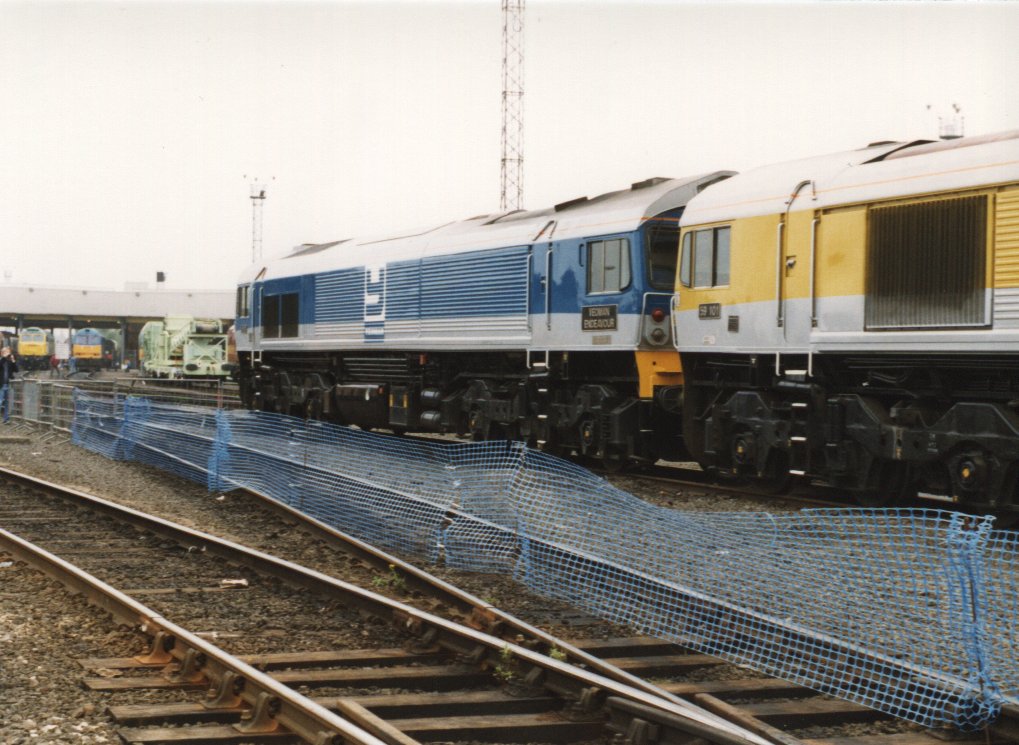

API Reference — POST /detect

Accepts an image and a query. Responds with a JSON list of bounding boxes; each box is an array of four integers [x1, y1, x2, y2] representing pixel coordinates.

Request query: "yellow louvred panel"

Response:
[[995, 190, 1019, 288]]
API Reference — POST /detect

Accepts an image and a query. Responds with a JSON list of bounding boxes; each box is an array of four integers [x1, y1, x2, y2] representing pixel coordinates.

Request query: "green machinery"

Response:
[[139, 316, 231, 378]]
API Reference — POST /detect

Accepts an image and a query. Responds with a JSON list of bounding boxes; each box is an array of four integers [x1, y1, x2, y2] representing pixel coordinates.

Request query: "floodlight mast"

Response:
[[250, 182, 266, 263], [500, 0, 525, 212]]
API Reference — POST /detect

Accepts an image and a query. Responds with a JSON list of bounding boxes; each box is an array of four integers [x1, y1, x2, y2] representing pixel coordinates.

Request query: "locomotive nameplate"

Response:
[[698, 303, 721, 319], [582, 305, 618, 331]]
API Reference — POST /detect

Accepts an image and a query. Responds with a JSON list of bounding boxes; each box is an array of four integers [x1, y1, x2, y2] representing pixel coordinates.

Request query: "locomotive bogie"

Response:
[[676, 131, 1019, 513]]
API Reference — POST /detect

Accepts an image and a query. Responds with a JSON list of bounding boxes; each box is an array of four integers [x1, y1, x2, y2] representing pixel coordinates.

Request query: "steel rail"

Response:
[[7, 412, 748, 705], [0, 526, 388, 745], [601, 463, 853, 510], [233, 480, 748, 714], [0, 467, 774, 745]]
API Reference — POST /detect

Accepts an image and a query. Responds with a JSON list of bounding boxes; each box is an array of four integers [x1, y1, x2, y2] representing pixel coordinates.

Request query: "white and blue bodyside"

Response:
[[232, 172, 733, 465], [235, 173, 731, 356]]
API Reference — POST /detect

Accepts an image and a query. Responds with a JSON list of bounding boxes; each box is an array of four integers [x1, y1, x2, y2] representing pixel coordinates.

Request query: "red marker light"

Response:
[[651, 308, 666, 323]]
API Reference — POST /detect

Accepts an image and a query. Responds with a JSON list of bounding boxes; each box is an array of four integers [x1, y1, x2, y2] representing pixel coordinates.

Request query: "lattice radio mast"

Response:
[[500, 0, 525, 211]]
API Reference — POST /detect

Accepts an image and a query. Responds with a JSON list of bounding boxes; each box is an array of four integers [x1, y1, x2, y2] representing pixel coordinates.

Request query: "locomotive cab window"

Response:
[[587, 238, 631, 294], [645, 221, 680, 290], [262, 295, 279, 338], [261, 292, 300, 338], [680, 226, 730, 288], [280, 293, 299, 337], [236, 285, 251, 317]]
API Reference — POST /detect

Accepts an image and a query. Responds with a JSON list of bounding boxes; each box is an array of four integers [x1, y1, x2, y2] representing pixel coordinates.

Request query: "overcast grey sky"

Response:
[[2, 1, 1018, 291]]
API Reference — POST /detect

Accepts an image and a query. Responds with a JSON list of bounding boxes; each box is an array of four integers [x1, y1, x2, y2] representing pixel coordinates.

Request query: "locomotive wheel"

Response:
[[467, 407, 487, 440], [578, 417, 597, 456], [992, 509, 1019, 529], [491, 422, 515, 442], [994, 477, 1019, 529], [304, 394, 323, 421], [756, 450, 793, 495], [854, 461, 911, 508], [539, 441, 569, 458], [302, 376, 328, 421], [600, 454, 627, 473]]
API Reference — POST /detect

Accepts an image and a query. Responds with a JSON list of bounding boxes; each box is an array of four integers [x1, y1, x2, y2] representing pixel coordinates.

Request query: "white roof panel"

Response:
[[241, 172, 734, 283], [681, 130, 1019, 225]]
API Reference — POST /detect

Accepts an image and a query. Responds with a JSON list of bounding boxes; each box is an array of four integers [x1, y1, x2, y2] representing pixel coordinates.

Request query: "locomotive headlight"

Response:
[[650, 328, 667, 343], [651, 308, 666, 323]]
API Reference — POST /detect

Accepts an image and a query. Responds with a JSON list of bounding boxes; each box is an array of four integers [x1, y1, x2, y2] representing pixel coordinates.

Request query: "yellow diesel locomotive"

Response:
[[16, 327, 54, 371], [674, 130, 1019, 515]]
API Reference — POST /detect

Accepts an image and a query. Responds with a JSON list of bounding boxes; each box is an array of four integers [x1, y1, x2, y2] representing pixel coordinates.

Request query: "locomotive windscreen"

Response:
[[645, 220, 681, 290], [864, 195, 988, 329]]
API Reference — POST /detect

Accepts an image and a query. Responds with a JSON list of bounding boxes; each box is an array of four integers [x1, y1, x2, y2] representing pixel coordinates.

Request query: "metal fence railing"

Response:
[[6, 377, 240, 432], [10, 381, 1019, 732], [7, 379, 80, 431]]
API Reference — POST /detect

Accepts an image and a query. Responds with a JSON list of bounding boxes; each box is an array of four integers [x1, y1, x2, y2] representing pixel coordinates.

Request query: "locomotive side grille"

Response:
[[315, 268, 363, 323], [864, 195, 988, 329], [420, 246, 529, 324], [992, 191, 1019, 326], [993, 191, 1019, 285]]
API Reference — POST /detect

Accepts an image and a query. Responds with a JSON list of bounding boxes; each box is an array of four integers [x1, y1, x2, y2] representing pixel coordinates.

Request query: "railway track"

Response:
[[401, 431, 856, 512], [602, 464, 855, 512], [0, 468, 776, 745], [600, 459, 1009, 518], [1, 465, 1013, 745]]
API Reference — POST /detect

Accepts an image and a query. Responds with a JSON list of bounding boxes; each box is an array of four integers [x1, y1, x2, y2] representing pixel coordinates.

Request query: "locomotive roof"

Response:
[[240, 171, 733, 282], [680, 129, 1019, 225]]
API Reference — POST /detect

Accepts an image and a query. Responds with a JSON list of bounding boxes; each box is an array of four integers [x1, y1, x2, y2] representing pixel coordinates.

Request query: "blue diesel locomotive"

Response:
[[234, 173, 731, 466]]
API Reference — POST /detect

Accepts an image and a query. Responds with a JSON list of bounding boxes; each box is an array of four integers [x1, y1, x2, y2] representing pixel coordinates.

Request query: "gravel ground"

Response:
[[0, 557, 136, 744], [607, 471, 800, 513]]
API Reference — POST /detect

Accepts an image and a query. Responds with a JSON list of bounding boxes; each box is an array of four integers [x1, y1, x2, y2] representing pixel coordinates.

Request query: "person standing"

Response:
[[0, 346, 18, 424]]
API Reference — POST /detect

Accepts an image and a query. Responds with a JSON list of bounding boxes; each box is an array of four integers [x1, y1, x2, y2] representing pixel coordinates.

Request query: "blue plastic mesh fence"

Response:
[[70, 390, 126, 459], [507, 450, 1006, 727], [983, 530, 1019, 707], [213, 410, 462, 559], [430, 439, 525, 573], [119, 397, 220, 487], [71, 395, 1018, 730]]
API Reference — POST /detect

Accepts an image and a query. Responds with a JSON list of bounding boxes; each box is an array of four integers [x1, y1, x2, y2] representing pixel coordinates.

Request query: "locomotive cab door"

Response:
[[776, 181, 817, 355], [530, 220, 557, 353], [533, 230, 636, 352]]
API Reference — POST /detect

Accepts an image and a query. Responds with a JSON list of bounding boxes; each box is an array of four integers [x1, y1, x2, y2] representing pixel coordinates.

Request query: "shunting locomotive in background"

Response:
[[675, 130, 1019, 515], [234, 173, 731, 467]]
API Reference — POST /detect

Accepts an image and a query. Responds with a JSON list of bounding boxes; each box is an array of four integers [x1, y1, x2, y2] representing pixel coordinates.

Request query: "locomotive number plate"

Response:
[[698, 303, 721, 319], [582, 305, 618, 331]]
